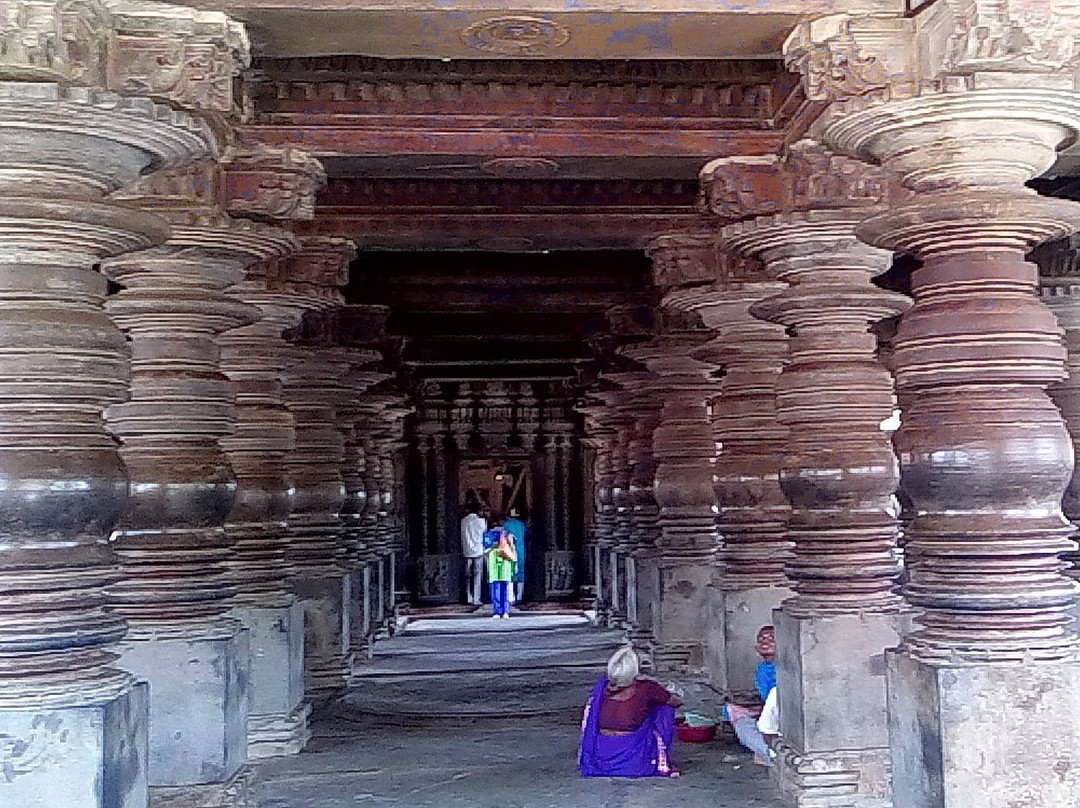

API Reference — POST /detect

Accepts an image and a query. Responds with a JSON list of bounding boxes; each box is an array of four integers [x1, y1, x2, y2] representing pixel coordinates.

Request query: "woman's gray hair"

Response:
[[606, 646, 640, 688]]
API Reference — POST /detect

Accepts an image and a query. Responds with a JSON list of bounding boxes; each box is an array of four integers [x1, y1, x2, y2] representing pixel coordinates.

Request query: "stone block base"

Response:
[[0, 683, 148, 808], [117, 623, 249, 791], [720, 585, 792, 700], [232, 601, 306, 758], [888, 651, 1080, 808], [775, 609, 905, 808], [647, 557, 714, 678], [292, 571, 352, 705], [150, 765, 252, 808]]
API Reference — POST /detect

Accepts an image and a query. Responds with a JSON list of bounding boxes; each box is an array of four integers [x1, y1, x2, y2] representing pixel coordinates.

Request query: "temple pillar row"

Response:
[[278, 239, 355, 707], [663, 255, 793, 701], [0, 2, 276, 806]]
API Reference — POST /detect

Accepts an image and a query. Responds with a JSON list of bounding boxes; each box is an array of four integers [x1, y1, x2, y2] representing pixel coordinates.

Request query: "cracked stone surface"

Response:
[[250, 615, 784, 807]]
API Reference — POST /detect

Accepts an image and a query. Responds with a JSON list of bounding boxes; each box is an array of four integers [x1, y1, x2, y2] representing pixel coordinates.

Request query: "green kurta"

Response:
[[486, 546, 514, 582]]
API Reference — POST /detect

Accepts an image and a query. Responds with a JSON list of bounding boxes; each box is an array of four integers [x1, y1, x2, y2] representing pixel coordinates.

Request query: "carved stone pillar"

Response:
[[601, 395, 633, 627], [713, 144, 910, 807], [664, 256, 794, 700], [220, 268, 310, 759], [104, 158, 271, 806], [1037, 236, 1080, 623], [218, 147, 326, 760], [280, 238, 354, 706], [606, 378, 663, 656], [581, 405, 617, 624], [793, 30, 1080, 808], [784, 6, 1080, 806], [622, 321, 719, 678], [0, 4, 212, 804], [579, 412, 616, 624]]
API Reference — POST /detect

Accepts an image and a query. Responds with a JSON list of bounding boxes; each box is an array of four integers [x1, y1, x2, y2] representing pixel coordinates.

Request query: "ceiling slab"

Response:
[[190, 2, 837, 59]]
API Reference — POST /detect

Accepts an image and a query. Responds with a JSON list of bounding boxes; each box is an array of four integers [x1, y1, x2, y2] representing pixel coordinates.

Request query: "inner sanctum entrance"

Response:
[[351, 250, 649, 609], [405, 379, 587, 606]]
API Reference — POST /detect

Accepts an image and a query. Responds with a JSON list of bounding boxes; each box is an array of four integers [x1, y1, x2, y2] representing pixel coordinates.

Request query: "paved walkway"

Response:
[[251, 614, 785, 808]]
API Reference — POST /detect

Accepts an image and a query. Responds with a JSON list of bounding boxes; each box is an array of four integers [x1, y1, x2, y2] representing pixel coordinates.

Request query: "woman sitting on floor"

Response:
[[579, 647, 682, 778]]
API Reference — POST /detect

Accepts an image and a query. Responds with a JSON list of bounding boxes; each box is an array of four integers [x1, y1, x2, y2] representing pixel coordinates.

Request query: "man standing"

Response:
[[460, 499, 487, 606], [502, 509, 526, 603]]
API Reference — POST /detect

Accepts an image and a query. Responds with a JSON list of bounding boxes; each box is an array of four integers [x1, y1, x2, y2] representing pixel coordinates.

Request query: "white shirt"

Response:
[[757, 687, 779, 735], [461, 513, 487, 558]]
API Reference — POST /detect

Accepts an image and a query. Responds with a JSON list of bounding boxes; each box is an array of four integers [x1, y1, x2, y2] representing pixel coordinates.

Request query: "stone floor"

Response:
[[251, 613, 784, 808]]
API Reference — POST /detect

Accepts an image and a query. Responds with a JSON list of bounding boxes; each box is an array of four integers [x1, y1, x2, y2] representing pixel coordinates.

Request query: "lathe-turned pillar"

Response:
[[796, 7, 1080, 798], [664, 255, 793, 700], [280, 238, 355, 706], [0, 3, 213, 804], [718, 143, 910, 807]]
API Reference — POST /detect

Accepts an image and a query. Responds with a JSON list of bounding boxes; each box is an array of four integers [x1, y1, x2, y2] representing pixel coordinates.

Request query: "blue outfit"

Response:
[[490, 581, 510, 616], [755, 660, 776, 702], [502, 517, 526, 584]]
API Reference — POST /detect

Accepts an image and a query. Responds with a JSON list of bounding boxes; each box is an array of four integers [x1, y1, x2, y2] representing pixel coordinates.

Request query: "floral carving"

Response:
[[461, 16, 570, 56]]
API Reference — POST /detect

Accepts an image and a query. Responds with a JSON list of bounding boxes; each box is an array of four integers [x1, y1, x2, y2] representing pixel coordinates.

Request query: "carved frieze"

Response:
[[701, 140, 902, 223], [645, 233, 719, 292]]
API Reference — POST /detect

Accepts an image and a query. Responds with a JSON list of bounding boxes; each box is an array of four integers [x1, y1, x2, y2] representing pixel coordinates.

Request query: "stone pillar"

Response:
[[220, 264, 311, 760], [1037, 237, 1080, 625], [280, 238, 354, 706], [664, 255, 794, 700], [0, 3, 212, 803], [714, 143, 910, 807], [580, 408, 617, 625], [603, 400, 634, 627], [105, 157, 277, 806], [353, 400, 387, 654], [621, 318, 719, 678], [607, 380, 663, 657], [786, 8, 1080, 801], [217, 147, 327, 760]]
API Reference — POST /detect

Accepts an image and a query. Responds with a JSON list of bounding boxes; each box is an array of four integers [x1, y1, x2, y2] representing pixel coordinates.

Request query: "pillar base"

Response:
[[719, 585, 792, 700], [149, 765, 252, 808], [888, 651, 1080, 808], [116, 621, 249, 793], [0, 683, 148, 808], [232, 601, 308, 758], [772, 740, 889, 808], [292, 571, 352, 706], [774, 608, 906, 808], [247, 704, 312, 760]]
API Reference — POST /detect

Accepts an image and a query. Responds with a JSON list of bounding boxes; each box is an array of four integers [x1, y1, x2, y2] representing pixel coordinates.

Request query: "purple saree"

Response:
[[578, 677, 676, 778]]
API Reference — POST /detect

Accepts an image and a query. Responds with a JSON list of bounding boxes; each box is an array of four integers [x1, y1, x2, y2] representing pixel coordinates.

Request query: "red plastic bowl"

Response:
[[675, 721, 716, 743]]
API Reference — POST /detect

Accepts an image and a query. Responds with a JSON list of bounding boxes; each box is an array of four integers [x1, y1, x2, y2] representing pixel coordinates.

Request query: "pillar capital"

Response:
[[644, 231, 718, 291], [785, 1, 1080, 111], [105, 2, 249, 116], [224, 145, 327, 222]]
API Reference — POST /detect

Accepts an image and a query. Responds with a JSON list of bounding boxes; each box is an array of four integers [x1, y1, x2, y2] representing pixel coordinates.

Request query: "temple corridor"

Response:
[[7, 2, 1080, 808], [250, 614, 783, 808]]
